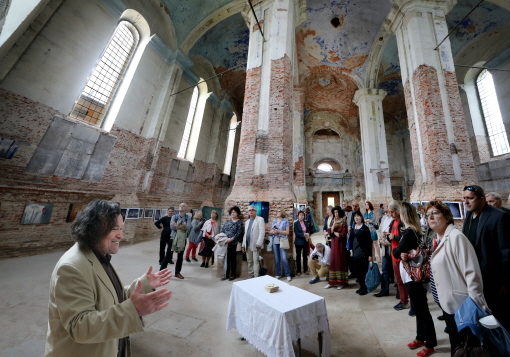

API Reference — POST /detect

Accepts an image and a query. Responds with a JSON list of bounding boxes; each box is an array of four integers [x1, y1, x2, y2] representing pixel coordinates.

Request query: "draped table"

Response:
[[226, 276, 331, 357]]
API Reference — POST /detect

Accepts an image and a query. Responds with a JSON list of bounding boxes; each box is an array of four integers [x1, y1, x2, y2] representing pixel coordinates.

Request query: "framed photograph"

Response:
[[463, 202, 468, 219], [444, 201, 463, 219], [0, 138, 19, 159], [421, 201, 429, 208], [66, 203, 86, 223], [126, 208, 139, 219], [20, 202, 53, 224], [250, 201, 270, 223], [293, 203, 300, 221], [154, 209, 161, 222], [138, 208, 144, 218], [410, 202, 420, 208], [121, 209, 127, 222], [299, 204, 306, 212], [144, 208, 154, 218], [202, 206, 223, 227]]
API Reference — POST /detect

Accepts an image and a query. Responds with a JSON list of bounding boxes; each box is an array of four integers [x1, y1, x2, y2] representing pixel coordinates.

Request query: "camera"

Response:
[[312, 254, 319, 260]]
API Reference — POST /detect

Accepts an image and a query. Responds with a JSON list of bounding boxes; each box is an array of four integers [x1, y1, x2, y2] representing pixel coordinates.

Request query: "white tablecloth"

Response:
[[226, 276, 331, 357]]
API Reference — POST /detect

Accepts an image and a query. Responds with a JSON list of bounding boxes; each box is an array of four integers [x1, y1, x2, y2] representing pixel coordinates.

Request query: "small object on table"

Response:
[[264, 283, 279, 293]]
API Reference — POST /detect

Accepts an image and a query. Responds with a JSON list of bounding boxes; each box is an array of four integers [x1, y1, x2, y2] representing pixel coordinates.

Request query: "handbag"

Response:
[[280, 237, 290, 250], [452, 335, 490, 357], [365, 262, 381, 292], [402, 232, 432, 283]]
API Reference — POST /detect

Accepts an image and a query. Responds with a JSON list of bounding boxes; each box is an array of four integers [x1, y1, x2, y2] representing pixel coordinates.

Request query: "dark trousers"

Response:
[[295, 243, 309, 274], [160, 247, 180, 271], [159, 233, 171, 263], [379, 255, 391, 294], [406, 282, 437, 348], [174, 251, 184, 274], [355, 257, 369, 291], [225, 244, 237, 278]]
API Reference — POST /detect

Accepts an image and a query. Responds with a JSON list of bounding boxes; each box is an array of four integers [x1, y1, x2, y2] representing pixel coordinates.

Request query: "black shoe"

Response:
[[437, 315, 445, 321], [221, 277, 228, 281], [200, 262, 205, 267], [192, 257, 198, 262], [355, 288, 362, 294], [374, 292, 389, 297], [358, 289, 368, 296], [205, 263, 209, 268], [185, 258, 191, 262], [229, 277, 235, 281], [169, 260, 175, 265], [444, 327, 449, 334]]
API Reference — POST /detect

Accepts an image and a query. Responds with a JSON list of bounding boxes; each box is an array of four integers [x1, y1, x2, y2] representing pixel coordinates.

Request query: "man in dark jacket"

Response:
[[462, 185, 510, 330], [155, 207, 174, 264]]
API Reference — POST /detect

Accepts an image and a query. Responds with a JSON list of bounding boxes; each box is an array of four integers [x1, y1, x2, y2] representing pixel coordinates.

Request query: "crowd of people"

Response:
[[44, 184, 510, 356]]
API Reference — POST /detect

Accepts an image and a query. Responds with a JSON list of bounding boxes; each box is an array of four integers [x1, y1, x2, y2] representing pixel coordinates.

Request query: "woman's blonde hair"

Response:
[[278, 209, 287, 218], [194, 210, 203, 219], [400, 202, 423, 235], [210, 210, 218, 220]]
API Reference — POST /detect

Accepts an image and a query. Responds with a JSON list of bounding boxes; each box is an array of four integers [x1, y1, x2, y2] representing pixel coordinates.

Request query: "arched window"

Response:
[[223, 114, 238, 175], [476, 69, 510, 156], [70, 20, 139, 127], [317, 163, 333, 172], [178, 86, 199, 159]]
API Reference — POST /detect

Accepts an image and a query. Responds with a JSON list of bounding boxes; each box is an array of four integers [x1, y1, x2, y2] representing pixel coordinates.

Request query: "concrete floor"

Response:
[[0, 233, 452, 357]]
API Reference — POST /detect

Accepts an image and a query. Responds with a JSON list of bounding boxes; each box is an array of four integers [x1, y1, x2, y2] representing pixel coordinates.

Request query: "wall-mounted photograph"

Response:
[[0, 138, 20, 159], [444, 201, 463, 220], [21, 203, 54, 224], [66, 203, 86, 223], [249, 201, 270, 223], [121, 209, 127, 222], [154, 209, 161, 221], [126, 208, 139, 219], [144, 209, 154, 218], [138, 209, 144, 218], [410, 202, 420, 208]]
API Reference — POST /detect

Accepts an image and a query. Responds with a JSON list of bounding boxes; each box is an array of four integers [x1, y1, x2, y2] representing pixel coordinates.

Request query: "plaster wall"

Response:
[[0, 0, 115, 114], [162, 79, 194, 151]]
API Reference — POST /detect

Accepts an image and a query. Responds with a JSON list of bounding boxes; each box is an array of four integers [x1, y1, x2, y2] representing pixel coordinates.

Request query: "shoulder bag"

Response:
[[280, 237, 290, 250], [402, 231, 432, 283]]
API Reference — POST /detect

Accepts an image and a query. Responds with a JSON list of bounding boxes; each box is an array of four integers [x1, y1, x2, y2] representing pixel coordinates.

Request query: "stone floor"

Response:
[[0, 233, 451, 357]]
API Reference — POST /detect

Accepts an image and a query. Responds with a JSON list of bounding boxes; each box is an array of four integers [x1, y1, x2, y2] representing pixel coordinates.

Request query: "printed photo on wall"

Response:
[[0, 138, 20, 159], [293, 203, 300, 221], [299, 204, 307, 212], [121, 209, 127, 222], [20, 202, 54, 224], [138, 209, 144, 218], [444, 201, 463, 219], [66, 203, 86, 223], [202, 206, 223, 227], [154, 209, 161, 221], [249, 201, 270, 223], [411, 202, 420, 208], [144, 209, 154, 218], [126, 208, 139, 219]]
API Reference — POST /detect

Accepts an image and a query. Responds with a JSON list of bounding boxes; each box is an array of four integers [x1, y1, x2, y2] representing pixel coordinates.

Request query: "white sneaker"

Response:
[[337, 285, 344, 290], [275, 276, 281, 279], [324, 284, 332, 289], [287, 276, 292, 282]]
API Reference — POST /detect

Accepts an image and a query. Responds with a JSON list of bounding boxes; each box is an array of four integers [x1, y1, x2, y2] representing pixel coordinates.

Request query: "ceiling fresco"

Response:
[[162, 0, 233, 47]]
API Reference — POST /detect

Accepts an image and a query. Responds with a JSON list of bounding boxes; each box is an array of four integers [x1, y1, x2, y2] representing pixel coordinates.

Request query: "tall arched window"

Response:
[[70, 20, 139, 127], [477, 69, 510, 156], [223, 114, 238, 175], [178, 86, 199, 159]]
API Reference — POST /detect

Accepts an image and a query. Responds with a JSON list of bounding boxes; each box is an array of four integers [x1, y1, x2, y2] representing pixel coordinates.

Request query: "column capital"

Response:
[[353, 88, 387, 106], [384, 0, 457, 34]]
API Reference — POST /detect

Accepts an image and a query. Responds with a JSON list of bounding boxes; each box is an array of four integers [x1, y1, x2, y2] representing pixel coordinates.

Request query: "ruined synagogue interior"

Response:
[[0, 0, 509, 355]]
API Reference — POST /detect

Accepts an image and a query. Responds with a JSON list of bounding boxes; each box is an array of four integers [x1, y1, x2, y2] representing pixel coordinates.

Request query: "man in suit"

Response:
[[462, 185, 510, 330], [486, 191, 510, 215], [45, 200, 172, 357], [155, 206, 174, 264], [242, 205, 266, 278]]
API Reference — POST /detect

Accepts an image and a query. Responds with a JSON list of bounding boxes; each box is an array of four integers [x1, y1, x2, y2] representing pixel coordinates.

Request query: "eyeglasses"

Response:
[[248, 209, 255, 211], [464, 186, 478, 193], [425, 210, 441, 219]]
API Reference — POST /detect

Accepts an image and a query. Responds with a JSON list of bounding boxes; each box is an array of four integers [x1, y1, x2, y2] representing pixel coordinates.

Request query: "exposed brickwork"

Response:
[[0, 89, 231, 258]]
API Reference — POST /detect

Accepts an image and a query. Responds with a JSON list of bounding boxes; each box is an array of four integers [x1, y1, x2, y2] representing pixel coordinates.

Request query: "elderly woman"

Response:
[[270, 209, 291, 282], [294, 211, 310, 276], [352, 211, 373, 295], [324, 206, 348, 290], [394, 202, 437, 357], [426, 200, 488, 354], [186, 210, 204, 263], [220, 206, 243, 281], [364, 201, 381, 263], [199, 210, 219, 268]]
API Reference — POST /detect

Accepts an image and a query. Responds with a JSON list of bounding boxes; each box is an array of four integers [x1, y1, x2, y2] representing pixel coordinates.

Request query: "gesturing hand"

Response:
[[145, 266, 171, 289], [131, 280, 172, 316]]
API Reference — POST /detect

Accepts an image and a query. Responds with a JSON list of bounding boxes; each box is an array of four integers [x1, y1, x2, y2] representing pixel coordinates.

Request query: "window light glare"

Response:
[[317, 163, 333, 172]]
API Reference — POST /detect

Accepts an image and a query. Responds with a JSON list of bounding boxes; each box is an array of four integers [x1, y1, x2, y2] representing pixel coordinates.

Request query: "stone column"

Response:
[[225, 0, 305, 213], [386, 0, 476, 201], [353, 88, 393, 203], [293, 85, 307, 203]]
